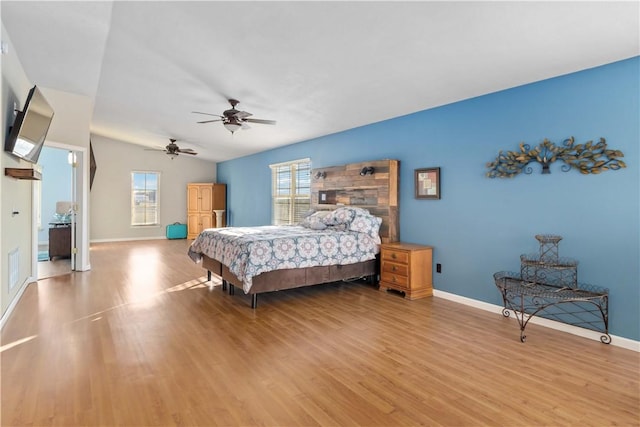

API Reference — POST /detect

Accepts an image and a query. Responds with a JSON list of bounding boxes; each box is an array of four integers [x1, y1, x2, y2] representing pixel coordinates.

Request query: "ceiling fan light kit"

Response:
[[193, 99, 276, 134], [223, 119, 242, 134], [146, 138, 198, 159]]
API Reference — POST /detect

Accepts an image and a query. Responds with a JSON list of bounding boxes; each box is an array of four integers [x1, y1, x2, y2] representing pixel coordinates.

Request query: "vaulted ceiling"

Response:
[[2, 1, 638, 162]]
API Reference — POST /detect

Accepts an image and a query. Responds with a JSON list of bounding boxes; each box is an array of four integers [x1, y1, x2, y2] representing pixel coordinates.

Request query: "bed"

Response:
[[188, 159, 400, 308], [188, 207, 382, 307]]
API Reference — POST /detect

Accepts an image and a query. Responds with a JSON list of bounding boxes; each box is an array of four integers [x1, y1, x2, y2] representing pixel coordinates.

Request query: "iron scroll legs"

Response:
[[598, 294, 611, 344], [500, 289, 531, 342], [498, 280, 611, 344], [503, 297, 612, 344]]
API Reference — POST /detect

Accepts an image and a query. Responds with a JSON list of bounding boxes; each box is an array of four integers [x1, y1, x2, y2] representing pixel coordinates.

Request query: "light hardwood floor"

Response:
[[37, 258, 72, 280], [37, 244, 72, 280], [2, 239, 638, 426]]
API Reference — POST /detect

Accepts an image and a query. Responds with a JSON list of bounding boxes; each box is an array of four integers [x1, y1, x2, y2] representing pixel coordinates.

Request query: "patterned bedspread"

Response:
[[188, 225, 380, 293]]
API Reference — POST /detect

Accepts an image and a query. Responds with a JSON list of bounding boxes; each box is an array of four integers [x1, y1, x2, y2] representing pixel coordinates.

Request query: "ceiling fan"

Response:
[[193, 99, 276, 134], [146, 139, 197, 159]]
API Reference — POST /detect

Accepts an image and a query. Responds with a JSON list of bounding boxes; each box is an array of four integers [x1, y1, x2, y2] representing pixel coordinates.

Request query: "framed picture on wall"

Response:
[[415, 167, 440, 199]]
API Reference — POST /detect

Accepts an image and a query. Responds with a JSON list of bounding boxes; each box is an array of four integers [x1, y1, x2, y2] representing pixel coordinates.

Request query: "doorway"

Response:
[[31, 141, 90, 280], [36, 145, 73, 279]]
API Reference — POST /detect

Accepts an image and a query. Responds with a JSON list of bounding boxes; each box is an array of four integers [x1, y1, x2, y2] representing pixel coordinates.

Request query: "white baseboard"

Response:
[[90, 236, 167, 243], [433, 289, 640, 352], [0, 277, 33, 330], [76, 263, 91, 272]]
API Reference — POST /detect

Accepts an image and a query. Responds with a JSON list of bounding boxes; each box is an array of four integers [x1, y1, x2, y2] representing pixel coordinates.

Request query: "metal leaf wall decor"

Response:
[[486, 137, 626, 178]]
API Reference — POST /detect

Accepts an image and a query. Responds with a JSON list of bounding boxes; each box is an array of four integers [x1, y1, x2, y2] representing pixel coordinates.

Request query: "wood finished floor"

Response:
[[37, 258, 72, 280], [1, 239, 638, 426], [37, 244, 72, 280]]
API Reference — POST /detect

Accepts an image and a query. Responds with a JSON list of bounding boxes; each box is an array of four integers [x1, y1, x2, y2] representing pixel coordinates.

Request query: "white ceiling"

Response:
[[2, 1, 638, 162]]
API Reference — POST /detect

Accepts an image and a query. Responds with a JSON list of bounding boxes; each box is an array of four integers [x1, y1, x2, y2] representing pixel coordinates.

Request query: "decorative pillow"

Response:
[[300, 210, 330, 229], [325, 223, 348, 232], [323, 207, 357, 226], [309, 219, 328, 230], [345, 206, 371, 217], [349, 213, 383, 241]]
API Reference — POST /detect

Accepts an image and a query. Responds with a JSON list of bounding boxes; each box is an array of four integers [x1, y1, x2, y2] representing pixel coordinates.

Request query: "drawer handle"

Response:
[[391, 253, 397, 259], [392, 266, 397, 271], [392, 276, 396, 283]]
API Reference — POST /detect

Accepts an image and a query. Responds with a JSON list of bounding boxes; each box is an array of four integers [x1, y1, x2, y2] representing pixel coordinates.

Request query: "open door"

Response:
[[35, 145, 86, 279], [69, 150, 77, 271]]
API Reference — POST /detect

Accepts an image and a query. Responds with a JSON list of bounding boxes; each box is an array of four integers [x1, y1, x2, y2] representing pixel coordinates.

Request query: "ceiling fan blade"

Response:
[[179, 150, 198, 155], [178, 148, 197, 153], [233, 110, 252, 119], [197, 119, 223, 124], [192, 111, 222, 117], [244, 118, 276, 125]]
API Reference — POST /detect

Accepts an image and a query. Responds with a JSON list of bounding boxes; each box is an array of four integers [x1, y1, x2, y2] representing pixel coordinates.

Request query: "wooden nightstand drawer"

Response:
[[381, 249, 409, 264], [380, 272, 409, 289], [382, 261, 409, 277]]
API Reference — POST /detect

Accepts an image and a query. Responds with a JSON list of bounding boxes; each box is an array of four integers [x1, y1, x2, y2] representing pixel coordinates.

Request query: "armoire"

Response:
[[187, 183, 226, 239]]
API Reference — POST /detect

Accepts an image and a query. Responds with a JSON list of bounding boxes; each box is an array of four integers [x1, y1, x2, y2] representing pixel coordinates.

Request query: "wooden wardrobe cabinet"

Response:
[[187, 183, 226, 239]]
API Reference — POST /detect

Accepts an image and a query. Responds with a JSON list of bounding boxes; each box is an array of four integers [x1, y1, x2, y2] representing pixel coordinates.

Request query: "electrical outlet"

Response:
[[436, 263, 442, 273]]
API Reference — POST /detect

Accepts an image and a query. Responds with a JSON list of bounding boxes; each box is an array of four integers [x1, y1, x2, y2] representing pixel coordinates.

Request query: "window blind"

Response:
[[270, 159, 311, 225]]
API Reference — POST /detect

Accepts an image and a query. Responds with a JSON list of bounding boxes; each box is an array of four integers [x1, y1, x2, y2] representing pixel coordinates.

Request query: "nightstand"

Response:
[[48, 223, 71, 260], [379, 242, 433, 299]]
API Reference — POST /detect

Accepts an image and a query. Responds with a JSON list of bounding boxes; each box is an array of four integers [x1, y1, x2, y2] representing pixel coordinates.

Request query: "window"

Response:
[[270, 158, 311, 225], [131, 171, 160, 226]]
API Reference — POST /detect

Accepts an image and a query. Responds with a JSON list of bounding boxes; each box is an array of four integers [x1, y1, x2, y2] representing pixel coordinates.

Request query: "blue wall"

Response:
[[218, 57, 639, 341]]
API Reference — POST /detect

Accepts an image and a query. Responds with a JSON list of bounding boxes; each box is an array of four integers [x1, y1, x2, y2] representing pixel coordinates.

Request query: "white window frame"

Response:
[[131, 171, 160, 227], [270, 158, 311, 225]]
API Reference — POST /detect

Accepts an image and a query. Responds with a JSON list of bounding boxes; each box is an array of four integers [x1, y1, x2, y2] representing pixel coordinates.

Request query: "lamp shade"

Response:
[[224, 121, 242, 133]]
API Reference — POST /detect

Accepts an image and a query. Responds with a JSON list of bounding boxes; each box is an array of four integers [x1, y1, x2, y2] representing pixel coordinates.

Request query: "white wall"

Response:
[[1, 27, 37, 318], [90, 135, 217, 241], [43, 88, 93, 149]]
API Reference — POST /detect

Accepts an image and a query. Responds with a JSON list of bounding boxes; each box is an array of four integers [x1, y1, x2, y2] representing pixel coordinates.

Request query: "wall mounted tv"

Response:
[[4, 85, 54, 164]]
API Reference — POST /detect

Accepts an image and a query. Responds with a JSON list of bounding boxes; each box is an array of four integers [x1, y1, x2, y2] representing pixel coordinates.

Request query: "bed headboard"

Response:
[[310, 159, 399, 243]]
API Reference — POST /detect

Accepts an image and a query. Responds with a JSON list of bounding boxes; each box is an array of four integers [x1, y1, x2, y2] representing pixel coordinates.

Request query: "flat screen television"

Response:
[[4, 85, 54, 164]]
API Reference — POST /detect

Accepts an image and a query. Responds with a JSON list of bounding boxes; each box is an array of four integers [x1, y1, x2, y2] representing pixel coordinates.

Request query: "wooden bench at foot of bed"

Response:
[[202, 255, 378, 308]]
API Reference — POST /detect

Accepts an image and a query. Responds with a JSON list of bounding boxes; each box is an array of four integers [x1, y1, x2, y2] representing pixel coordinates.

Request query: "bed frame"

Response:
[[202, 159, 400, 308], [203, 255, 378, 308]]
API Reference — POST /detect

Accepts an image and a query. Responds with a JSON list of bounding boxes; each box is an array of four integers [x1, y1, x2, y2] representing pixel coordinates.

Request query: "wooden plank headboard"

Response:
[[310, 159, 399, 243]]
